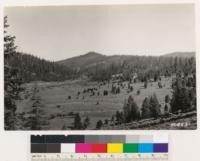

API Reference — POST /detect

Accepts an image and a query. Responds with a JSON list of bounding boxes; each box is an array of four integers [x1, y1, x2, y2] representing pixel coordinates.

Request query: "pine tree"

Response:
[[171, 77, 192, 113], [123, 98, 131, 122], [96, 120, 103, 129], [83, 116, 90, 129], [4, 16, 22, 130], [25, 108, 42, 130], [123, 95, 140, 123], [116, 111, 123, 123], [130, 99, 140, 121], [141, 97, 151, 119], [73, 113, 82, 129], [149, 94, 161, 118], [4, 16, 17, 60], [165, 95, 170, 103], [164, 104, 169, 114]]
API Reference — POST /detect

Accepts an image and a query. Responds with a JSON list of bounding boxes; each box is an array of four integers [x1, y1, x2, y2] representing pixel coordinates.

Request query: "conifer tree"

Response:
[[149, 94, 161, 118], [73, 113, 82, 129], [83, 116, 90, 129], [141, 97, 151, 118], [171, 77, 192, 113], [96, 120, 103, 129], [123, 95, 140, 123], [4, 16, 22, 130]]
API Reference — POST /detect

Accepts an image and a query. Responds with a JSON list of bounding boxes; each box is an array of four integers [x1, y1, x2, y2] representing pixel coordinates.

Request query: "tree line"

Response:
[[85, 55, 195, 82], [7, 52, 76, 82]]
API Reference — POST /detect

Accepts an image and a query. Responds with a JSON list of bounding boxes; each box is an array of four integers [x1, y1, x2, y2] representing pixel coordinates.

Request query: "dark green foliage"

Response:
[[154, 74, 159, 82], [171, 87, 191, 112], [4, 16, 22, 130], [128, 82, 133, 92], [111, 84, 115, 93], [158, 81, 162, 88], [116, 87, 120, 94], [115, 111, 124, 123], [8, 52, 75, 82], [4, 16, 17, 59], [103, 90, 108, 96], [188, 88, 196, 109], [24, 96, 48, 130], [104, 119, 108, 125], [25, 108, 42, 130], [90, 64, 111, 81], [76, 53, 196, 82], [4, 95, 16, 130], [68, 111, 75, 116], [171, 75, 196, 113], [164, 104, 169, 114], [144, 80, 148, 88], [73, 113, 82, 130], [111, 84, 120, 94], [165, 95, 170, 103], [62, 125, 67, 130], [83, 116, 90, 129], [123, 95, 140, 123], [96, 120, 103, 129], [149, 94, 161, 118], [141, 95, 161, 119], [141, 97, 151, 119]]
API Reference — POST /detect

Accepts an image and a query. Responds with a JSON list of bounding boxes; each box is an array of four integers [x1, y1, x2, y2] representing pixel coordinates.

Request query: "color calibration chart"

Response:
[[31, 135, 168, 161]]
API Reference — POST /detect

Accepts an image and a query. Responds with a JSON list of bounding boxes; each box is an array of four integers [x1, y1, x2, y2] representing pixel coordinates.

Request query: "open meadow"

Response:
[[15, 77, 175, 130]]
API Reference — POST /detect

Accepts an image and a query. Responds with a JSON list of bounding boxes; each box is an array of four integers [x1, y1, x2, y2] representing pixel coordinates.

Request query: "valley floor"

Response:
[[14, 77, 196, 130]]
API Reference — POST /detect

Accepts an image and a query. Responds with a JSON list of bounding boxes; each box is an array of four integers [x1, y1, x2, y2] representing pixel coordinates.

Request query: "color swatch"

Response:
[[31, 135, 168, 154]]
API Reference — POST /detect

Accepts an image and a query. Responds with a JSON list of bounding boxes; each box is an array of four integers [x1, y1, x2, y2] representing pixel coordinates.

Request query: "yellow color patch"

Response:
[[107, 144, 123, 153]]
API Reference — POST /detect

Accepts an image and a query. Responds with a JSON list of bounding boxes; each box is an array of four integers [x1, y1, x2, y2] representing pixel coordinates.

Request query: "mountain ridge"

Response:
[[57, 51, 195, 69]]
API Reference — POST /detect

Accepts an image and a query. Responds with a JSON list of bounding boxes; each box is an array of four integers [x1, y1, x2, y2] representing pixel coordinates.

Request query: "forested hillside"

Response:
[[58, 51, 195, 82], [58, 51, 106, 69], [7, 52, 76, 82], [82, 55, 195, 82]]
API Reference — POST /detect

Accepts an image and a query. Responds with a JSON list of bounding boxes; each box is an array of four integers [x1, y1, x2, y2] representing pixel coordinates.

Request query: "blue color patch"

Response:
[[138, 144, 153, 153]]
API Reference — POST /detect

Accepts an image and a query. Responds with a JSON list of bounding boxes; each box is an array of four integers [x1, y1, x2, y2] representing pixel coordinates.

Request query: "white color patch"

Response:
[[61, 144, 75, 153]]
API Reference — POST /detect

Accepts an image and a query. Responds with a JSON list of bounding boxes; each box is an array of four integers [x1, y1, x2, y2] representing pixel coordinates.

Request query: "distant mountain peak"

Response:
[[163, 52, 195, 58], [58, 51, 106, 69], [84, 51, 103, 56]]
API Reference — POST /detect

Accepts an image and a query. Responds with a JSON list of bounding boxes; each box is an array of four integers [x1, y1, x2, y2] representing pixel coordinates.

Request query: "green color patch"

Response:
[[123, 144, 138, 153]]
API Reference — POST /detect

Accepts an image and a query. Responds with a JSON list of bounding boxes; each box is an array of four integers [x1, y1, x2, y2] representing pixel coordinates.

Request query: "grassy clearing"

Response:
[[16, 77, 174, 130]]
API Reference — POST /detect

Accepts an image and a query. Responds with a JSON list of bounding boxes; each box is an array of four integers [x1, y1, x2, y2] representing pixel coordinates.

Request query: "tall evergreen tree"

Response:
[[83, 116, 90, 129], [4, 16, 22, 130], [171, 76, 194, 113], [141, 97, 151, 119], [73, 113, 82, 130], [96, 120, 103, 129], [149, 94, 161, 118], [123, 95, 140, 123]]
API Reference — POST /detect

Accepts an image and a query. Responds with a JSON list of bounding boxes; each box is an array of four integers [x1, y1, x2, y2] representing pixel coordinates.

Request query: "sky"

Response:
[[4, 4, 195, 61]]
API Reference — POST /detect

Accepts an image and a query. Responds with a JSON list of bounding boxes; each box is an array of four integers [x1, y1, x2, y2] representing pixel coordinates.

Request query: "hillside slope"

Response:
[[163, 52, 195, 58], [58, 51, 195, 70], [58, 52, 106, 69]]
